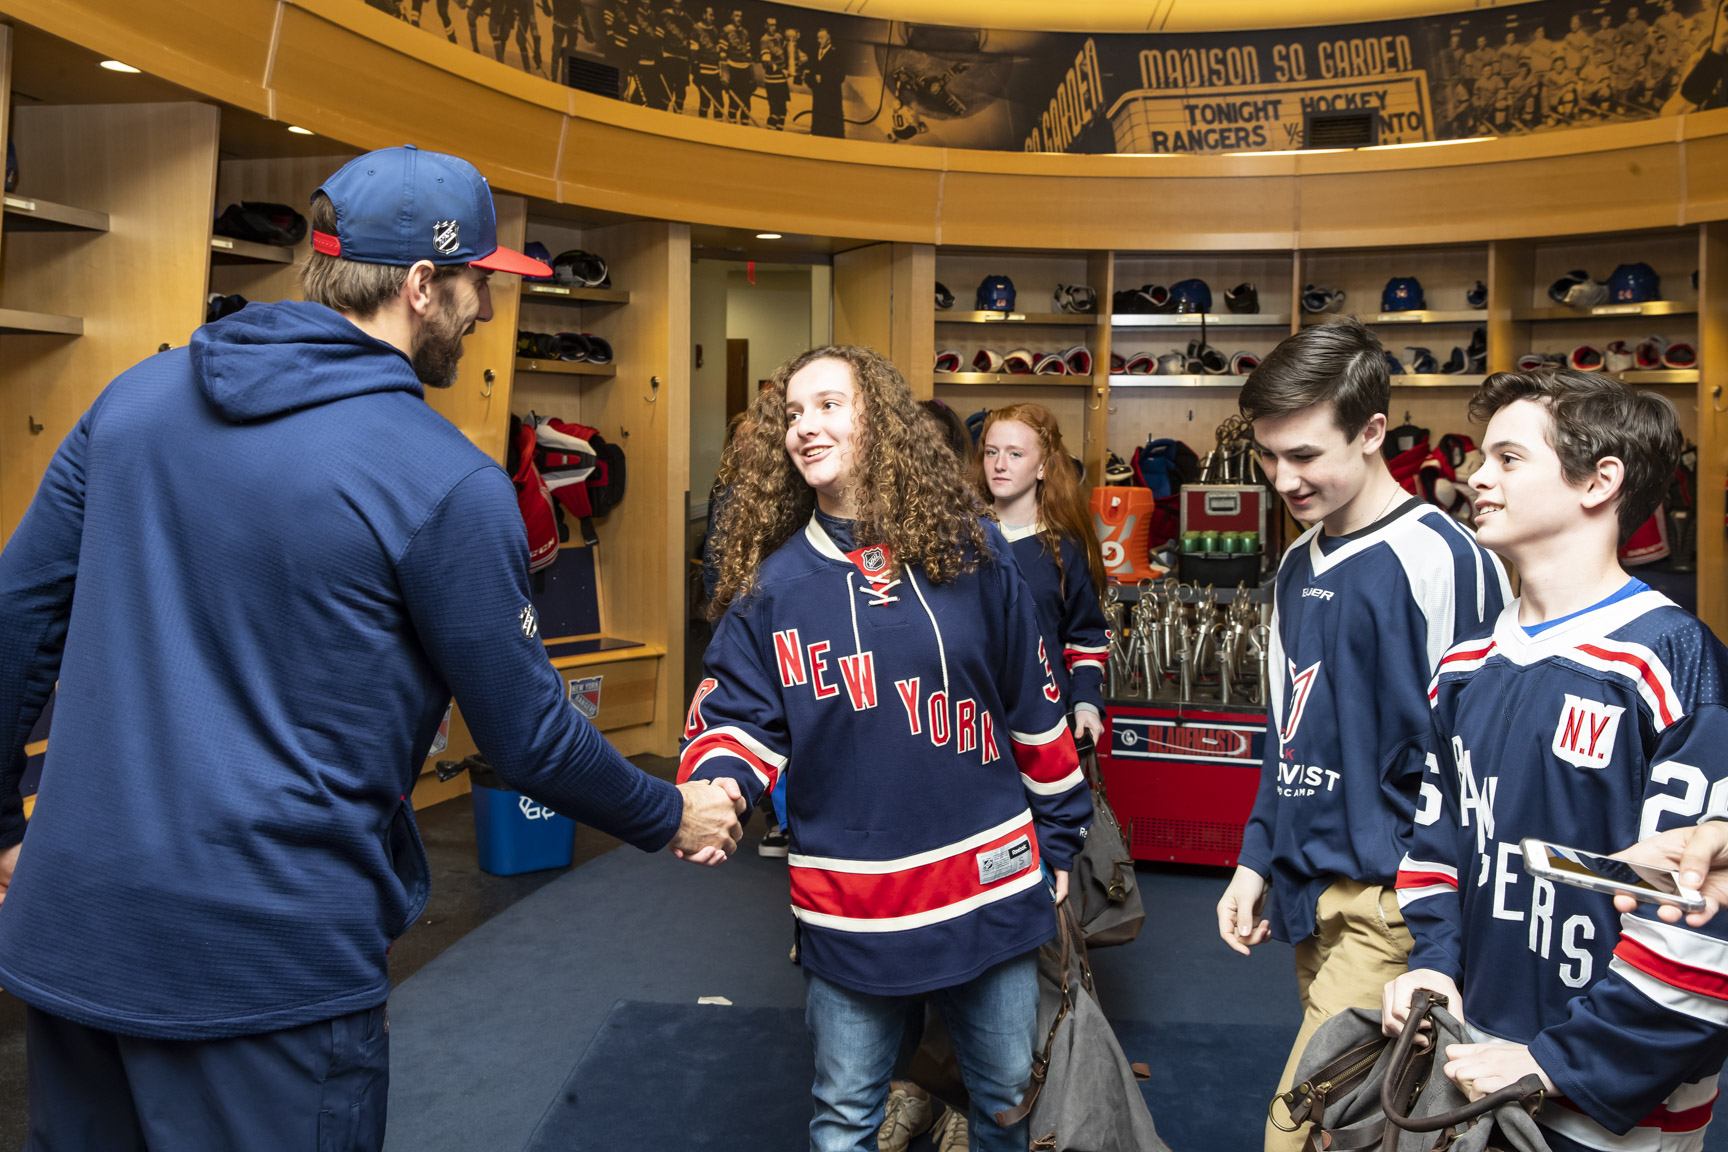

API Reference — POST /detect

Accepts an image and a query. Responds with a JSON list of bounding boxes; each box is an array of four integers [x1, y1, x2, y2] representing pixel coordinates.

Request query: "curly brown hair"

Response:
[[707, 345, 993, 620]]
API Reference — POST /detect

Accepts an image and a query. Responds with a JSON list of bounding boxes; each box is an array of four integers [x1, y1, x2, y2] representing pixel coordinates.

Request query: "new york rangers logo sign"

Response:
[[568, 675, 602, 720], [432, 219, 460, 256]]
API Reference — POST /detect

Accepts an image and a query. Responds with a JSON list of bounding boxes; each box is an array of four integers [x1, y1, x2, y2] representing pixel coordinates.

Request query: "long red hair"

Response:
[[971, 404, 1106, 599]]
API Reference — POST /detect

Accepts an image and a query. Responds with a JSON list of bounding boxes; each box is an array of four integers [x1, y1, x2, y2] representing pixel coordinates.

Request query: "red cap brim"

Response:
[[471, 245, 553, 277]]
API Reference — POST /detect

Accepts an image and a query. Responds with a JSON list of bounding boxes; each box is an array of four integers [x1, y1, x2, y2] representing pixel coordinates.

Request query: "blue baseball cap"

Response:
[[310, 145, 551, 277]]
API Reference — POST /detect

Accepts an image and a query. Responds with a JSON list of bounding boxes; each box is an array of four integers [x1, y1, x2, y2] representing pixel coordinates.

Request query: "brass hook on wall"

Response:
[[1088, 385, 1116, 414], [482, 368, 495, 399], [28, 415, 44, 435], [1713, 385, 1727, 413], [645, 375, 661, 403]]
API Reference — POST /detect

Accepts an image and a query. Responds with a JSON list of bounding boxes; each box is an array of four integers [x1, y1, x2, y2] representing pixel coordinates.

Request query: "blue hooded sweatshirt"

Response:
[[0, 300, 682, 1039]]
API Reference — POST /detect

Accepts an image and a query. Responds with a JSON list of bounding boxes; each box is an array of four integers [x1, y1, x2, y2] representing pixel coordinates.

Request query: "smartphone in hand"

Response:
[[1521, 837, 1707, 913]]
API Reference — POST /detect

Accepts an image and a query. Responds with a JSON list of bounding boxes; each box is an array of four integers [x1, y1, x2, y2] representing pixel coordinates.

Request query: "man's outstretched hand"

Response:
[[1613, 822, 1728, 926], [670, 778, 747, 866]]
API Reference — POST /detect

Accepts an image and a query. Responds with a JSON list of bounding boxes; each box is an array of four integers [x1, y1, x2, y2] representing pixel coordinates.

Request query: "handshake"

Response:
[[668, 778, 751, 866]]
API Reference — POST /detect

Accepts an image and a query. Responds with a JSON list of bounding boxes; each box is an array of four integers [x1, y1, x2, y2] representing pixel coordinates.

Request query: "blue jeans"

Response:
[[805, 951, 1038, 1152]]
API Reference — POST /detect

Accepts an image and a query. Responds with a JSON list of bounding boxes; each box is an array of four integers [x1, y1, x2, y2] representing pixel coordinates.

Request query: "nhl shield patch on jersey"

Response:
[[1551, 693, 1624, 769], [519, 605, 539, 639], [976, 835, 1034, 885], [568, 675, 602, 720]]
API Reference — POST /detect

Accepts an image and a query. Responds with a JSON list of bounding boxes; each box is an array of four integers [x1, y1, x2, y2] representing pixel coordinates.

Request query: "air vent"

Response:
[[1304, 110, 1378, 150], [565, 54, 621, 98]]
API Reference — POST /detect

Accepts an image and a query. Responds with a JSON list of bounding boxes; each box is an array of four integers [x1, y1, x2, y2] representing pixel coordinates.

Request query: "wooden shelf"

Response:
[[1303, 309, 1487, 326], [935, 311, 1099, 326], [209, 234, 295, 264], [0, 308, 82, 336], [514, 357, 617, 377], [2, 193, 108, 233], [522, 283, 630, 305], [934, 371, 1093, 386], [1113, 313, 1292, 329], [1108, 373, 1247, 388], [1512, 300, 1697, 321], [1616, 369, 1699, 384]]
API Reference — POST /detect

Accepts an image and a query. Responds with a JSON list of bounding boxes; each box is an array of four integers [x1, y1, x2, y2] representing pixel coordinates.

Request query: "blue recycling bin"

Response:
[[471, 783, 577, 875]]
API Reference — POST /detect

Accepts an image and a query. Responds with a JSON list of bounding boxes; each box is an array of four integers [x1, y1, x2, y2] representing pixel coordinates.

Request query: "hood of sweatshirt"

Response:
[[190, 300, 423, 422]]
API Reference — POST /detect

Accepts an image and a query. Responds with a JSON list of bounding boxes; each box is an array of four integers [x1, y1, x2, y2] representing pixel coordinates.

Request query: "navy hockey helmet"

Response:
[[552, 249, 609, 288], [1607, 262, 1660, 304], [1465, 280, 1488, 309], [1170, 278, 1212, 314], [976, 274, 1016, 312], [1381, 276, 1425, 312], [934, 281, 955, 310]]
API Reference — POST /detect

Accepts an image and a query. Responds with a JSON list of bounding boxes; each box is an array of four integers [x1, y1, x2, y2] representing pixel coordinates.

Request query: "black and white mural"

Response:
[[371, 0, 1728, 153]]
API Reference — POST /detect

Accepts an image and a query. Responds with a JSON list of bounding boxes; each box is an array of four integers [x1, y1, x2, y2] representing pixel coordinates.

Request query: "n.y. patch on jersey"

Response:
[[1551, 693, 1624, 769]]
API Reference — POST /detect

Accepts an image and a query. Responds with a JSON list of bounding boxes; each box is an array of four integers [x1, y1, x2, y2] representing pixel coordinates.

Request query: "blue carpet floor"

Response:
[[383, 839, 1302, 1151]]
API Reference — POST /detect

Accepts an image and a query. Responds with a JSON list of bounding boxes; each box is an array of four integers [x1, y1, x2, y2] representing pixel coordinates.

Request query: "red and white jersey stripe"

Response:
[[1429, 640, 1497, 703], [1011, 719, 1084, 796], [1394, 854, 1459, 908], [788, 810, 1043, 932], [1064, 643, 1108, 675], [677, 724, 788, 792], [1612, 916, 1728, 1027], [1540, 1078, 1716, 1152]]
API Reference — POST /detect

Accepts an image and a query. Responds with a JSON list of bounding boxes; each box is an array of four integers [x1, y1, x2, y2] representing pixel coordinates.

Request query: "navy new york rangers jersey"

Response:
[[1239, 499, 1510, 943], [1000, 524, 1108, 718], [681, 517, 1091, 996], [1400, 590, 1728, 1151]]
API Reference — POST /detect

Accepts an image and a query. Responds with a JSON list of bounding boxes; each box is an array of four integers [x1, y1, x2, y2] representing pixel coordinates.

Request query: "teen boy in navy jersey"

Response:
[[1388, 370, 1728, 1152], [1218, 318, 1510, 1152]]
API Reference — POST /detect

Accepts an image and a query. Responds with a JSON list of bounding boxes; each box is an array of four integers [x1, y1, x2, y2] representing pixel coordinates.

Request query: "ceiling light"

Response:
[[287, 125, 314, 136], [99, 60, 141, 73], [755, 232, 782, 240]]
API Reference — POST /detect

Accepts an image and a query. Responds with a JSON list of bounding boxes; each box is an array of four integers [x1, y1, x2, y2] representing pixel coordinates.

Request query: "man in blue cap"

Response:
[[0, 145, 745, 1149]]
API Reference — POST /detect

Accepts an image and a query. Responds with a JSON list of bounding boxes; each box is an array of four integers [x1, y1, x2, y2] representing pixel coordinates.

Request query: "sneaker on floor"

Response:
[[877, 1086, 933, 1152], [931, 1107, 968, 1152], [758, 823, 789, 858]]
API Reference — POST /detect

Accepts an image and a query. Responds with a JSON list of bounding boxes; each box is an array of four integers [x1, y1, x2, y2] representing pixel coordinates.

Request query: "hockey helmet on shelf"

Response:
[[935, 281, 955, 310], [976, 274, 1017, 312], [1382, 277, 1425, 312], [1607, 262, 1660, 304], [1170, 278, 1212, 314]]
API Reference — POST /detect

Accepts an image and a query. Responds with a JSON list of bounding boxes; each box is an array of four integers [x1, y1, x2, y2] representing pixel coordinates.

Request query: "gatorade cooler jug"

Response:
[[471, 783, 577, 875]]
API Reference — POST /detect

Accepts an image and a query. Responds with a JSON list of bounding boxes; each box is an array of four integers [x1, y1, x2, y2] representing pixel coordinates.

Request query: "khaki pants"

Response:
[[1264, 878, 1413, 1152]]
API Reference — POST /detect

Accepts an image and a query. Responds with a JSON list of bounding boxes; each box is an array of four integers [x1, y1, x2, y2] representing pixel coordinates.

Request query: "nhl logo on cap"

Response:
[[861, 546, 887, 575], [432, 219, 460, 256]]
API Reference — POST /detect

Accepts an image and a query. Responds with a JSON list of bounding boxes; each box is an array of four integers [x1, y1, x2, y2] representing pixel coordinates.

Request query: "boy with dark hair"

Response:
[[1388, 369, 1728, 1152], [1220, 317, 1511, 1152]]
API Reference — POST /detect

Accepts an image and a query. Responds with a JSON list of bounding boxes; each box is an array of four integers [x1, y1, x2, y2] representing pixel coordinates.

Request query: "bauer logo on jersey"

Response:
[[1551, 693, 1625, 769], [1279, 660, 1321, 746]]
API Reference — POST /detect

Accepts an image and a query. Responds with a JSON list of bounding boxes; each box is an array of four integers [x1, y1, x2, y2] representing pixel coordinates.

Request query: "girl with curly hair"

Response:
[[681, 345, 1091, 1152], [974, 404, 1109, 748]]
